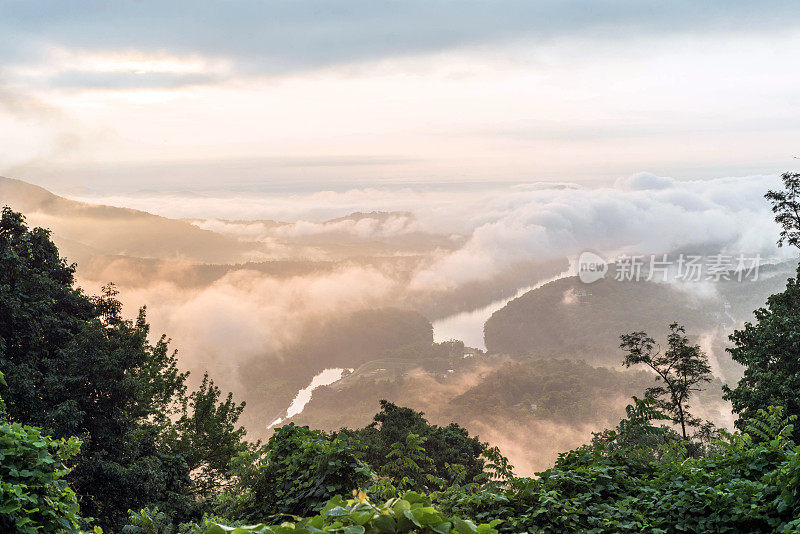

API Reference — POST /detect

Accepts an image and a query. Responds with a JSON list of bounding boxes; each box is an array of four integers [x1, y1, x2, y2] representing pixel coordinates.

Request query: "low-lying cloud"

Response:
[[411, 173, 786, 288], [78, 264, 400, 392], [191, 212, 427, 241], [49, 171, 783, 449], [69, 173, 788, 292]]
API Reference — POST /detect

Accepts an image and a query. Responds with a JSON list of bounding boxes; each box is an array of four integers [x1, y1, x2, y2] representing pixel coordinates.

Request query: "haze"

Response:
[[2, 1, 800, 191], [2, 2, 800, 475]]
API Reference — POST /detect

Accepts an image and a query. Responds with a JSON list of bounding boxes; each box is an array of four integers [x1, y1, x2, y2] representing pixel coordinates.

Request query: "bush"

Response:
[[217, 424, 373, 521], [435, 407, 800, 533], [204, 492, 500, 534], [122, 506, 240, 534], [0, 420, 82, 533]]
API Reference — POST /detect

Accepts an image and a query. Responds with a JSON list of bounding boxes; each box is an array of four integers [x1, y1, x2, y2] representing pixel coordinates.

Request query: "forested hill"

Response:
[[484, 261, 796, 372], [0, 175, 251, 263]]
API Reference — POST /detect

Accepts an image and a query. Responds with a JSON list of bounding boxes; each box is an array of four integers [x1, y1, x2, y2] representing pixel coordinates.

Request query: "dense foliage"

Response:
[[0, 371, 83, 533], [186, 404, 800, 534], [0, 208, 249, 531], [218, 424, 372, 521], [429, 406, 800, 533], [0, 419, 82, 533], [131, 492, 500, 534], [721, 172, 800, 443], [339, 401, 486, 489], [724, 264, 800, 443]]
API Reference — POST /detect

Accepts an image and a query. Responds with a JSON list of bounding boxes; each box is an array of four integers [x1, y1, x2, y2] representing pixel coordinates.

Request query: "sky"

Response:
[[1, 1, 800, 193]]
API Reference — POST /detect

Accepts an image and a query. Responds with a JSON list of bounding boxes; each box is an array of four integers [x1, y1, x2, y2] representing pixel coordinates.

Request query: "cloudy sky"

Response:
[[2, 1, 800, 192]]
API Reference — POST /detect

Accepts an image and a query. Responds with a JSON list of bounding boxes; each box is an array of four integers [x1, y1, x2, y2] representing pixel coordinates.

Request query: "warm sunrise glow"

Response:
[[2, 4, 800, 531]]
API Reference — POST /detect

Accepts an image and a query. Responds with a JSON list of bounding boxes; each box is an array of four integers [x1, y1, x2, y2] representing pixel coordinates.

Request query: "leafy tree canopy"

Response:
[[723, 268, 800, 440], [219, 423, 372, 521], [0, 207, 249, 530], [724, 174, 800, 440], [339, 401, 486, 489]]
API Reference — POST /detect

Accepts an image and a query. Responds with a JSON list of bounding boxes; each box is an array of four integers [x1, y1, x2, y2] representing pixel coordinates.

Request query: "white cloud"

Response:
[[79, 264, 399, 390], [69, 172, 790, 291], [410, 173, 788, 288]]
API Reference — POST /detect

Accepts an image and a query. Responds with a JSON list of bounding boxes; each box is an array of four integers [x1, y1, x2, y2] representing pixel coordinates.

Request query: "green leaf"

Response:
[[401, 492, 427, 505], [453, 519, 478, 534], [325, 506, 349, 517], [403, 510, 422, 528], [373, 515, 396, 534], [392, 499, 410, 517]]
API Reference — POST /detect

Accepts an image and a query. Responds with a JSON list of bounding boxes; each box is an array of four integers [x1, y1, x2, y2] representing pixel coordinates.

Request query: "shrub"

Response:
[[0, 420, 82, 533], [217, 424, 373, 521], [204, 492, 500, 534]]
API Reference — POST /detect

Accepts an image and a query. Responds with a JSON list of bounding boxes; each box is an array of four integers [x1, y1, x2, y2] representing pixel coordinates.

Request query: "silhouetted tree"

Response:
[[339, 401, 486, 488], [620, 323, 712, 440], [766, 171, 800, 248]]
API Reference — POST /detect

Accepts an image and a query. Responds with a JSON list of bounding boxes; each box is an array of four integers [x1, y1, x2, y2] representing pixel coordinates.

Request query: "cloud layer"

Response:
[[70, 173, 789, 290]]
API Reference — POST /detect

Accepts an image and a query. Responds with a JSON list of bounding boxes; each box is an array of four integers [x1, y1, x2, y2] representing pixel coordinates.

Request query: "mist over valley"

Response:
[[1, 173, 791, 474]]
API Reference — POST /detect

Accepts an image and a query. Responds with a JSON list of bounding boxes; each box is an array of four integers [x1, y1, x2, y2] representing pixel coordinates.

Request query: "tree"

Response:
[[765, 172, 800, 248], [722, 271, 800, 440], [339, 401, 486, 488], [220, 424, 372, 520], [163, 372, 250, 498], [382, 433, 431, 489], [722, 174, 800, 440], [21, 282, 194, 530], [585, 396, 677, 464], [0, 207, 248, 530], [0, 207, 96, 430], [620, 323, 712, 440]]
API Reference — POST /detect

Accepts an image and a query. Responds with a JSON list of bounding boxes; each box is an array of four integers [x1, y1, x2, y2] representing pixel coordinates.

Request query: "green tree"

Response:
[[585, 396, 677, 464], [163, 372, 250, 498], [341, 401, 486, 488], [723, 270, 800, 439], [620, 323, 712, 440], [724, 173, 800, 440], [382, 433, 431, 489], [0, 207, 248, 530], [25, 283, 194, 530], [220, 424, 372, 520], [0, 207, 96, 430]]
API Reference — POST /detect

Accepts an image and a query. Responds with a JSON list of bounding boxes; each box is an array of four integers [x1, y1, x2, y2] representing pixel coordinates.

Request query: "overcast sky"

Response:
[[1, 1, 799, 192]]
